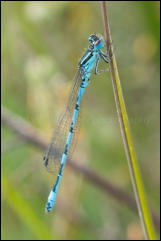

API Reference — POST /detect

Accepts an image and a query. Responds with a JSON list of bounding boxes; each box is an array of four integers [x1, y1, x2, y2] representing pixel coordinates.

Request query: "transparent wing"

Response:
[[43, 70, 82, 173], [67, 108, 81, 161]]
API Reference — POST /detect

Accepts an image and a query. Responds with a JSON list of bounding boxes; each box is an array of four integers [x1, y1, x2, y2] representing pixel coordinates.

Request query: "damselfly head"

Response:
[[88, 34, 104, 49]]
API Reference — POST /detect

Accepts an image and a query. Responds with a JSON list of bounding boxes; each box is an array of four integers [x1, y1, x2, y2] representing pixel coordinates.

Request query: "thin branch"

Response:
[[100, 2, 157, 240], [2, 136, 26, 153], [1, 105, 160, 231]]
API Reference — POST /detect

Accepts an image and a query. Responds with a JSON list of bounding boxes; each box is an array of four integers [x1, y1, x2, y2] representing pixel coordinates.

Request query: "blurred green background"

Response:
[[1, 1, 160, 240]]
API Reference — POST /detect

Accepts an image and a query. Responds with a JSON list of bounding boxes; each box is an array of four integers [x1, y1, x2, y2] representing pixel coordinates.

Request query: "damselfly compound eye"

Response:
[[88, 34, 100, 45]]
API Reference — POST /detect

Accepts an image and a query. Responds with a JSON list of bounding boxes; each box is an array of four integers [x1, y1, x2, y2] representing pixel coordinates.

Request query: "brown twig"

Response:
[[1, 105, 160, 231]]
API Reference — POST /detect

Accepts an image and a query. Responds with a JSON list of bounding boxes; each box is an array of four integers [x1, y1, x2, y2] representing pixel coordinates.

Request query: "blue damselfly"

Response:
[[43, 34, 109, 212]]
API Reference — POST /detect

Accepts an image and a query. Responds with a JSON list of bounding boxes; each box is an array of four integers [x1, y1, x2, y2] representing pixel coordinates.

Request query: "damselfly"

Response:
[[43, 34, 110, 212]]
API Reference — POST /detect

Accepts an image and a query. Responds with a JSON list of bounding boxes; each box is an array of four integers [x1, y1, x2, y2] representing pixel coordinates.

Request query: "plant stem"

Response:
[[100, 1, 157, 240]]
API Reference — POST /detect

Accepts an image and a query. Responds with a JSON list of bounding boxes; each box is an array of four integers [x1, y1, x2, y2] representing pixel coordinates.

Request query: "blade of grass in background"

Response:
[[1, 174, 54, 240], [100, 2, 157, 240]]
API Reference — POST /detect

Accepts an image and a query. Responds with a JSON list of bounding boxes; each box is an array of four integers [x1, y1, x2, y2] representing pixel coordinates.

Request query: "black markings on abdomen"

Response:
[[70, 126, 74, 133], [75, 104, 80, 111], [59, 164, 64, 175], [64, 144, 68, 155]]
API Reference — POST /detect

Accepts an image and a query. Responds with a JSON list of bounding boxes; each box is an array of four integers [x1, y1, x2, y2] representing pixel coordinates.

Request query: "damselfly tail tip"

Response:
[[45, 207, 51, 213], [45, 202, 52, 213]]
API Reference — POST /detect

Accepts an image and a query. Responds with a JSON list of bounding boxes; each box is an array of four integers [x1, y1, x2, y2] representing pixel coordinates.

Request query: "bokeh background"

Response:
[[1, 1, 160, 240]]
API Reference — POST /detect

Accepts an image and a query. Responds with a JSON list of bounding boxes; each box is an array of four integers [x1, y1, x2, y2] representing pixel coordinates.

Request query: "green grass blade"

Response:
[[101, 2, 157, 240], [2, 174, 54, 240]]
